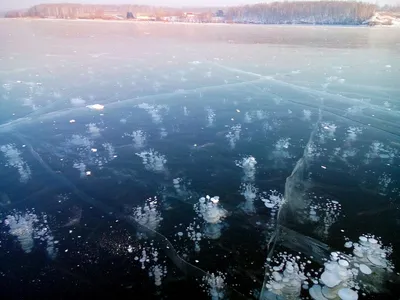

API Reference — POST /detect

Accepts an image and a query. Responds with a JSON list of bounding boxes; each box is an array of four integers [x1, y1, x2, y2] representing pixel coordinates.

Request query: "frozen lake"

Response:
[[0, 19, 400, 299]]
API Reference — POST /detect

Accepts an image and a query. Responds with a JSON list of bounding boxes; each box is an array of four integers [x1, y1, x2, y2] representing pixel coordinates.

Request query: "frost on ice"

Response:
[[0, 144, 31, 183], [136, 149, 167, 173]]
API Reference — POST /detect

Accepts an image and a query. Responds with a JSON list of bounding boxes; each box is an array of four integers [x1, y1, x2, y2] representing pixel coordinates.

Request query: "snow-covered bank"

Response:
[[364, 12, 400, 26]]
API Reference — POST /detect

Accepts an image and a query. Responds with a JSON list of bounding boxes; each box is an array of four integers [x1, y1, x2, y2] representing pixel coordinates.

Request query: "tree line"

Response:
[[4, 1, 380, 25], [224, 1, 377, 25]]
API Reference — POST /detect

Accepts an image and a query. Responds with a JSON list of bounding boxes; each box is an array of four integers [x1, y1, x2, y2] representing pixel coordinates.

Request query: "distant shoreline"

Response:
[[0, 17, 383, 28]]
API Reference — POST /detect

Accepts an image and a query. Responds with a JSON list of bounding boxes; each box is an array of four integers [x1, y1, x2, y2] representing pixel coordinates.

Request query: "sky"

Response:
[[0, 0, 397, 11]]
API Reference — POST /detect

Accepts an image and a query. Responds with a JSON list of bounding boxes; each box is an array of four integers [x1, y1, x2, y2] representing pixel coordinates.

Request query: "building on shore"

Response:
[[135, 13, 156, 21]]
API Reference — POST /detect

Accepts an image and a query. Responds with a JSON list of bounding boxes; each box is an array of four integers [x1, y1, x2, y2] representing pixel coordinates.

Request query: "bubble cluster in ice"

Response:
[[4, 211, 37, 253], [194, 196, 226, 224], [186, 221, 202, 252], [135, 149, 167, 173], [70, 97, 86, 106], [225, 124, 241, 149], [244, 111, 253, 123], [308, 198, 342, 238], [203, 272, 226, 300], [235, 155, 257, 182], [306, 142, 321, 159], [173, 177, 191, 198], [308, 234, 394, 300], [364, 141, 397, 164], [319, 122, 337, 143], [73, 162, 88, 177], [137, 103, 168, 124], [264, 252, 307, 299], [378, 173, 393, 195], [310, 255, 357, 300], [159, 127, 168, 139], [303, 109, 312, 121], [272, 138, 292, 159], [125, 130, 147, 149], [194, 195, 227, 239], [261, 190, 285, 210], [86, 123, 101, 137], [346, 127, 362, 142], [128, 241, 167, 286], [0, 144, 31, 183], [102, 142, 117, 161], [263, 117, 282, 133], [149, 264, 168, 286], [183, 106, 189, 116], [240, 183, 258, 214], [68, 134, 93, 150], [348, 235, 393, 271], [206, 107, 216, 127], [132, 196, 162, 231], [4, 210, 57, 258]]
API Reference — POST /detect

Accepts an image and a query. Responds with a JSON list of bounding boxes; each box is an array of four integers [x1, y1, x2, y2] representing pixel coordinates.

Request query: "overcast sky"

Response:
[[0, 0, 397, 10]]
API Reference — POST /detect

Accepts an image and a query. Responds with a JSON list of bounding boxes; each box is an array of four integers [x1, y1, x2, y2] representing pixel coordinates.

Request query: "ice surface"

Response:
[[0, 21, 399, 299]]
